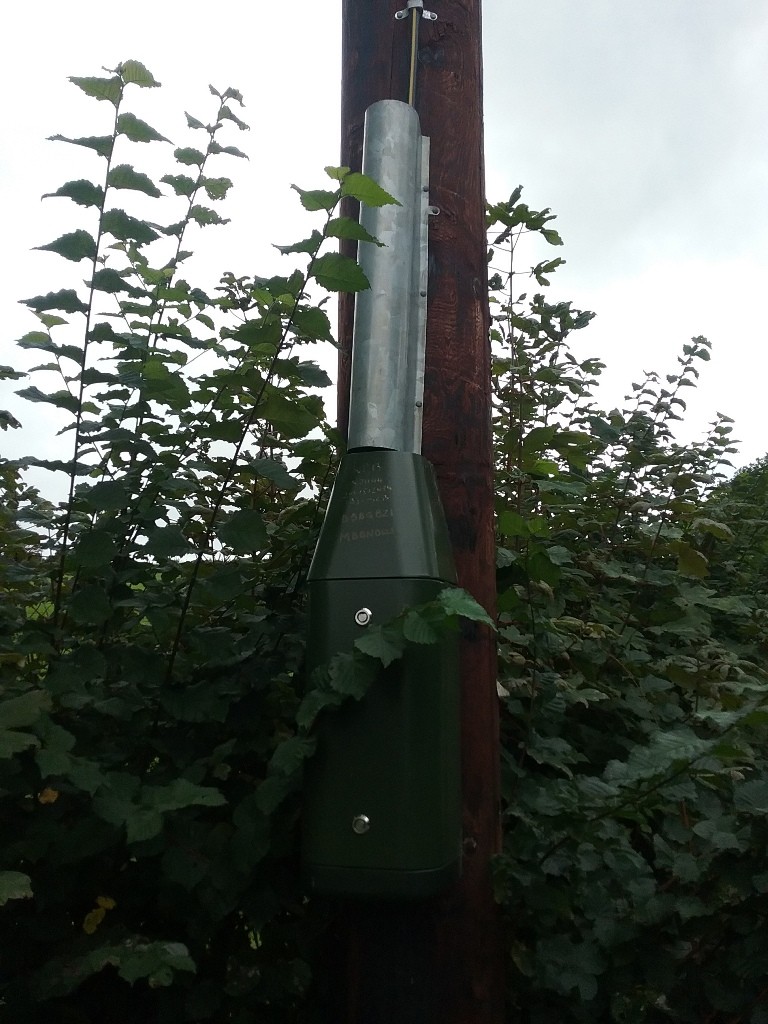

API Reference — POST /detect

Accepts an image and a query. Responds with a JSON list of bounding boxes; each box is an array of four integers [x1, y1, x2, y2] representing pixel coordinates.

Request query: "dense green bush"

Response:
[[2, 62, 768, 1024], [488, 196, 768, 1023]]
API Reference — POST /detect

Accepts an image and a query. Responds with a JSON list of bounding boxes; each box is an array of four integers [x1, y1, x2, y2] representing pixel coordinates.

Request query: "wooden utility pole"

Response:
[[331, 1, 503, 1022]]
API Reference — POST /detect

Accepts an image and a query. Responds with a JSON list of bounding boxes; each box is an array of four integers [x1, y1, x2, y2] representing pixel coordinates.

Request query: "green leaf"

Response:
[[36, 230, 97, 263], [218, 105, 248, 130], [80, 479, 129, 511], [275, 230, 324, 256], [108, 163, 161, 197], [355, 627, 405, 667], [676, 542, 709, 579], [161, 173, 197, 198], [71, 530, 118, 568], [68, 584, 112, 625], [47, 134, 113, 158], [69, 75, 122, 104], [250, 457, 300, 490], [185, 112, 205, 130], [311, 253, 370, 292], [174, 147, 206, 167], [202, 176, 234, 200], [15, 386, 80, 414], [217, 510, 268, 553], [292, 306, 334, 342], [146, 778, 226, 812], [143, 526, 191, 559], [0, 364, 26, 380], [102, 209, 160, 244], [403, 610, 440, 644], [325, 165, 351, 182], [437, 587, 495, 627], [259, 390, 320, 438], [291, 185, 339, 212], [189, 205, 229, 227], [117, 112, 169, 144], [141, 357, 190, 407], [42, 179, 104, 208], [22, 289, 88, 314], [326, 216, 383, 246], [0, 871, 32, 907], [0, 730, 40, 758], [209, 141, 248, 159], [119, 60, 160, 87], [0, 690, 50, 729], [341, 172, 400, 208]]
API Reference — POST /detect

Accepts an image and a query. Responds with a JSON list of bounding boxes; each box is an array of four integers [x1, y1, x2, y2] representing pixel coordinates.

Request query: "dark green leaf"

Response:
[[311, 253, 370, 292], [36, 230, 97, 262], [71, 530, 118, 568], [437, 587, 495, 626], [174, 147, 205, 167], [292, 306, 334, 342], [22, 289, 88, 314], [108, 164, 161, 197], [117, 112, 170, 143], [275, 230, 323, 256], [42, 179, 104, 208], [102, 209, 160, 244], [68, 585, 112, 625], [47, 134, 113, 158], [217, 510, 268, 553], [0, 871, 33, 906], [189, 205, 229, 226], [143, 525, 191, 558], [326, 216, 384, 246]]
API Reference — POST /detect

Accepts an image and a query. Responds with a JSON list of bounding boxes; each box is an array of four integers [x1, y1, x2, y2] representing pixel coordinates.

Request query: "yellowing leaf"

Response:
[[97, 895, 116, 910], [83, 907, 106, 934], [38, 788, 59, 805]]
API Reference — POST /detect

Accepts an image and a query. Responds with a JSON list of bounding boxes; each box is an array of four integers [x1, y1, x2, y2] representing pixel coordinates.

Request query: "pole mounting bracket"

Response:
[[395, 1, 437, 22]]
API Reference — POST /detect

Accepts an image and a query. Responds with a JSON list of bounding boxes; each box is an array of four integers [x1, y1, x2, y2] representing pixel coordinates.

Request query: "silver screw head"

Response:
[[354, 607, 373, 627], [352, 814, 371, 835]]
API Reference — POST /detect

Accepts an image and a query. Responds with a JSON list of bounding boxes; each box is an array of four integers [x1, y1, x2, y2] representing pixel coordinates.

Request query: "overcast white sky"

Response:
[[2, 0, 767, 480]]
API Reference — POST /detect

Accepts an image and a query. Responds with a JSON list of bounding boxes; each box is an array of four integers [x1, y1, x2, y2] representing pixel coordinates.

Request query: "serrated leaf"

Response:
[[15, 386, 79, 414], [341, 172, 400, 208], [71, 530, 118, 568], [146, 778, 226, 812], [80, 479, 129, 510], [36, 230, 97, 263], [143, 526, 191, 558], [69, 75, 122, 105], [292, 306, 334, 342], [217, 510, 267, 553], [437, 587, 495, 626], [209, 141, 248, 159], [0, 364, 26, 380], [42, 179, 104, 208], [325, 165, 351, 182], [117, 112, 169, 144], [201, 176, 233, 200], [403, 610, 440, 644], [311, 253, 370, 293], [90, 268, 142, 296], [0, 871, 33, 906], [189, 205, 229, 226], [185, 112, 205, 130], [108, 164, 161, 197], [141, 357, 190, 407], [218, 105, 248, 131], [119, 60, 160, 87], [48, 134, 113, 158], [102, 209, 160, 244], [291, 186, 338, 212], [0, 690, 50, 729], [160, 173, 197, 197], [22, 289, 88, 314], [68, 584, 112, 625], [676, 543, 709, 579], [275, 230, 323, 256], [174, 147, 205, 167], [326, 216, 384, 246], [250, 457, 300, 490], [354, 626, 405, 667]]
